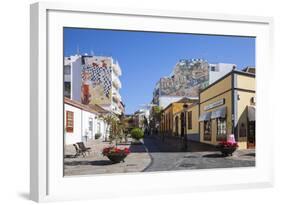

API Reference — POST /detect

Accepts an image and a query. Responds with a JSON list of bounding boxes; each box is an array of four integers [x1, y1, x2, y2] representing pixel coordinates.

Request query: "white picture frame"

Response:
[[30, 2, 274, 202]]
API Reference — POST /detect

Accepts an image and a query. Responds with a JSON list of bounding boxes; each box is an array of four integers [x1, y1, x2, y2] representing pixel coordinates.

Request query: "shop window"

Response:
[[217, 118, 227, 141], [187, 111, 192, 129], [66, 111, 74, 133], [203, 120, 211, 141]]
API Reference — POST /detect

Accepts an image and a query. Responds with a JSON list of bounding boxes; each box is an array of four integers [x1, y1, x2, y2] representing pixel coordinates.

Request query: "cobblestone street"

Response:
[[64, 135, 255, 176], [143, 135, 255, 172]]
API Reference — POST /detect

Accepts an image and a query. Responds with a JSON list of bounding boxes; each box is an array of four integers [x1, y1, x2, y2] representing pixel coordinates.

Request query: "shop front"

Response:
[[199, 70, 256, 149]]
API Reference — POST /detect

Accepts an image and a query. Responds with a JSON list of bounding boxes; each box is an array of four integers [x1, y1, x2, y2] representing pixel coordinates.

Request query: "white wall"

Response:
[[64, 103, 109, 144], [71, 57, 82, 101], [81, 109, 95, 140], [159, 96, 184, 109], [64, 104, 83, 145], [0, 0, 280, 205], [209, 63, 235, 84]]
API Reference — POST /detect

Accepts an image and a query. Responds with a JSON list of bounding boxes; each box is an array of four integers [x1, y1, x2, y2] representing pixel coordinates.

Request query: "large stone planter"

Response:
[[106, 154, 128, 163], [219, 147, 237, 156]]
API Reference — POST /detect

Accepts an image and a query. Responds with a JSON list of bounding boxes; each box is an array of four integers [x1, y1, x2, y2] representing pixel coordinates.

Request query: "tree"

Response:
[[99, 114, 126, 146], [150, 106, 162, 134]]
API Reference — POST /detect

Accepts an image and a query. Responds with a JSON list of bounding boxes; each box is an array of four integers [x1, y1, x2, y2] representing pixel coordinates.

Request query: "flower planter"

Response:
[[102, 146, 130, 163], [106, 153, 127, 163], [219, 147, 237, 156], [217, 140, 238, 157]]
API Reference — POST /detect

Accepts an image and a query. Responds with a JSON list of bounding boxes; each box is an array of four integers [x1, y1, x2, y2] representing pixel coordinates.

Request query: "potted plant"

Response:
[[102, 146, 130, 163], [95, 133, 101, 139], [217, 140, 239, 156], [130, 128, 144, 144]]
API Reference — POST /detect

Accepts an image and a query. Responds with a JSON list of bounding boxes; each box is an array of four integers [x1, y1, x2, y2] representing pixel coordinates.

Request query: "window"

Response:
[[97, 122, 101, 133], [217, 118, 227, 141], [64, 65, 71, 75], [89, 118, 93, 132], [66, 111, 74, 133], [64, 82, 71, 98], [187, 111, 192, 129], [203, 120, 211, 141], [211, 66, 216, 71]]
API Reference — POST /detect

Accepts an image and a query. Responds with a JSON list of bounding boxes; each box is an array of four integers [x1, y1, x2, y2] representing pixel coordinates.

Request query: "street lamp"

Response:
[[183, 103, 189, 151]]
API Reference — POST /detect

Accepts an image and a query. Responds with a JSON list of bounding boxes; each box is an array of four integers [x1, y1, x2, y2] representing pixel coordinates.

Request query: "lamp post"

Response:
[[183, 103, 189, 151]]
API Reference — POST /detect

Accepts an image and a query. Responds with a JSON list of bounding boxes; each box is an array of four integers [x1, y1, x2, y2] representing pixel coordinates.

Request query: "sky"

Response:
[[64, 28, 255, 114]]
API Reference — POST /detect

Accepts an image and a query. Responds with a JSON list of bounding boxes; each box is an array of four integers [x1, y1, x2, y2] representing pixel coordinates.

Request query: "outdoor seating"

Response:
[[76, 142, 91, 156], [73, 143, 85, 157]]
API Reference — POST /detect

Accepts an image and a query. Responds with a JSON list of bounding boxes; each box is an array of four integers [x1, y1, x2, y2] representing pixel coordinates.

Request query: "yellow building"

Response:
[[198, 70, 255, 149], [160, 97, 198, 137], [173, 103, 199, 141]]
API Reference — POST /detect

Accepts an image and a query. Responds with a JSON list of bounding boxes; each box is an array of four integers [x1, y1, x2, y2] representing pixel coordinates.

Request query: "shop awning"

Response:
[[211, 106, 226, 119], [248, 106, 256, 122], [198, 112, 211, 122]]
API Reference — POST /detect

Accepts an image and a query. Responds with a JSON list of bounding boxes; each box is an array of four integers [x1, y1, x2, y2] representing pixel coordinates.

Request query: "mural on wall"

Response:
[[159, 59, 209, 97], [81, 57, 112, 105]]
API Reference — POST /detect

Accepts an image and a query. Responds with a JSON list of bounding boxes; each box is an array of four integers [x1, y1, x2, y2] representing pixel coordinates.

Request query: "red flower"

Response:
[[102, 146, 130, 156], [124, 148, 130, 154]]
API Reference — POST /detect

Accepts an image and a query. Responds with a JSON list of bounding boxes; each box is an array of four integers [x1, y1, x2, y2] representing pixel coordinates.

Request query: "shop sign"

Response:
[[204, 99, 225, 111]]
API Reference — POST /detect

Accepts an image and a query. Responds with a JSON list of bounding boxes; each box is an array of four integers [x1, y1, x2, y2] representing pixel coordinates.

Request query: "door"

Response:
[[88, 117, 93, 139], [175, 116, 179, 136], [247, 121, 255, 148]]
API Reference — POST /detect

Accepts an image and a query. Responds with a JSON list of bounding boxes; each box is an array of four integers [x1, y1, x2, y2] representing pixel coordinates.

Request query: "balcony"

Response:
[[112, 77, 122, 89], [112, 63, 122, 76]]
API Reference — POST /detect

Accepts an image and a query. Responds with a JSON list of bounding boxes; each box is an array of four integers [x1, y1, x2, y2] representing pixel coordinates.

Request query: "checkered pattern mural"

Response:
[[81, 62, 112, 105]]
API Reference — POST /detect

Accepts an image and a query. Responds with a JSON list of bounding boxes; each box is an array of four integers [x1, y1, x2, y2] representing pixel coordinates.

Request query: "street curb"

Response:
[[141, 140, 154, 172]]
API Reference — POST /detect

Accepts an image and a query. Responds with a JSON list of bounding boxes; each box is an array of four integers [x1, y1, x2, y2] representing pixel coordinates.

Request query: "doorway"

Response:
[[247, 121, 255, 148]]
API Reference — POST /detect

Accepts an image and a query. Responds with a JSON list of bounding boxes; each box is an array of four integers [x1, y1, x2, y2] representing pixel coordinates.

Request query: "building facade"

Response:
[[198, 69, 256, 149], [160, 97, 198, 137], [64, 97, 109, 145], [64, 54, 125, 115], [64, 55, 83, 100], [173, 103, 199, 139]]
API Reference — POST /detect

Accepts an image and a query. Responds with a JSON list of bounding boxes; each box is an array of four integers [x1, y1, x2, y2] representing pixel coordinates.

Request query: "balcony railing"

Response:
[[112, 63, 122, 76], [112, 77, 122, 89]]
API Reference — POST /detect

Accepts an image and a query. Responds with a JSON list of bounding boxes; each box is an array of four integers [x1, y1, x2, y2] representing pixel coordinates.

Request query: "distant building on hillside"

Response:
[[152, 59, 235, 109]]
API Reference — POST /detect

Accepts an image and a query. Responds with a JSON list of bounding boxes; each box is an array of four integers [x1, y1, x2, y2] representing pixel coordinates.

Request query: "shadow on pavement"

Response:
[[202, 153, 224, 158], [142, 135, 219, 153], [242, 153, 255, 157], [128, 144, 147, 153], [64, 160, 113, 166], [64, 154, 77, 158]]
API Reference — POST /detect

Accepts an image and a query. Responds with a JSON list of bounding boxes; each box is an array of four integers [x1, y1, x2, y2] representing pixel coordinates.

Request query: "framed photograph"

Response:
[[30, 2, 274, 202]]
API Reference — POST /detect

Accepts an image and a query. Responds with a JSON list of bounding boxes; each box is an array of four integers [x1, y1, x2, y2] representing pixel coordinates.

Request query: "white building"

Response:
[[64, 54, 125, 115], [208, 63, 236, 84], [64, 97, 109, 145], [64, 55, 82, 100]]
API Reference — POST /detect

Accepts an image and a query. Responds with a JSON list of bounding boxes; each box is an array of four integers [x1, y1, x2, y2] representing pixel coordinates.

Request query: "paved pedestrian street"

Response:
[[64, 139, 151, 176], [64, 135, 255, 176], [143, 136, 255, 172]]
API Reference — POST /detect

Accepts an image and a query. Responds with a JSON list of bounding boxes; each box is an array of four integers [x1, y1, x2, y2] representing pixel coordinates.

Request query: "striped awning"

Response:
[[211, 106, 226, 119]]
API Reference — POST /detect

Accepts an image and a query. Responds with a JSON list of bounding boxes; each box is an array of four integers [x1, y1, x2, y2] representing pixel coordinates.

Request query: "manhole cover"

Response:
[[126, 164, 136, 167], [179, 163, 195, 168], [184, 155, 198, 159]]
